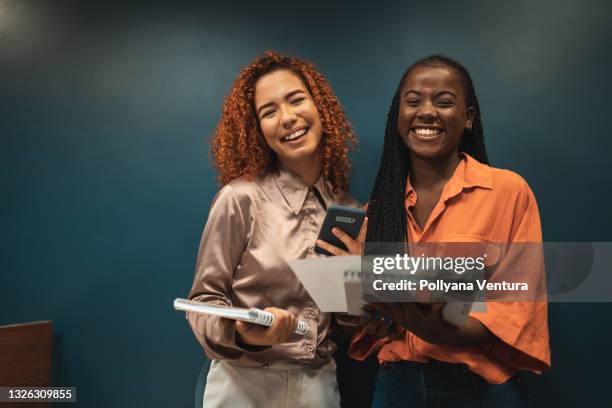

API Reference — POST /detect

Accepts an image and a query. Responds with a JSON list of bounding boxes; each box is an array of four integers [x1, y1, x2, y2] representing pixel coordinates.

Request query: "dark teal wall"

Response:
[[2, 0, 611, 406]]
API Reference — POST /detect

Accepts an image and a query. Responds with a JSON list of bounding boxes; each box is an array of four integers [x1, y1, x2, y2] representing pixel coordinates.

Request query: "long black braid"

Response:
[[365, 55, 490, 248]]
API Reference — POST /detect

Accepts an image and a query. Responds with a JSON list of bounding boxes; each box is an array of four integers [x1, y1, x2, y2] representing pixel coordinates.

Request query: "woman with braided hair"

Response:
[[349, 55, 550, 407], [187, 51, 364, 407]]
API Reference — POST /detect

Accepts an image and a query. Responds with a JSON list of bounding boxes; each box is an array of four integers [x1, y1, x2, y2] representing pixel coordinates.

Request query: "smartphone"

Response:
[[314, 204, 366, 255]]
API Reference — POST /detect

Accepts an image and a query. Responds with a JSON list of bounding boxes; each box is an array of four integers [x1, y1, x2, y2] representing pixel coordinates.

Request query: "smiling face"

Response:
[[254, 69, 323, 169], [397, 65, 475, 161]]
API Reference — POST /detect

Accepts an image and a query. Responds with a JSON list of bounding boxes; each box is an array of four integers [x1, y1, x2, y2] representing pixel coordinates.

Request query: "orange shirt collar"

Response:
[[405, 153, 493, 207]]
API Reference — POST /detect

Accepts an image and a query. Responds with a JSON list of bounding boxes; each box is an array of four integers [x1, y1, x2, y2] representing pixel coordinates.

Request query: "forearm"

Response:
[[187, 311, 242, 357], [416, 317, 493, 345], [333, 313, 363, 338]]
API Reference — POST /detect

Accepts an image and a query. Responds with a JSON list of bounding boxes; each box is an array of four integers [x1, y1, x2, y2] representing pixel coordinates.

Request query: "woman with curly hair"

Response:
[[187, 51, 363, 407]]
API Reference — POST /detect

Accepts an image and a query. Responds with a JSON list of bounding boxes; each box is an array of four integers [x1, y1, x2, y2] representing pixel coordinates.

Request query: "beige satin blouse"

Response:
[[187, 164, 359, 367]]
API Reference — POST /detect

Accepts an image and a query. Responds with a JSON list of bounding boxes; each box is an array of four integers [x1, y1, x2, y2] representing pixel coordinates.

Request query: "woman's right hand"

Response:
[[316, 217, 368, 256], [235, 307, 299, 346], [360, 306, 404, 340]]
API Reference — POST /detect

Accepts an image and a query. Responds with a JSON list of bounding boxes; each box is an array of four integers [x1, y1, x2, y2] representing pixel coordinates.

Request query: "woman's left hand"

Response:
[[316, 217, 368, 256], [359, 306, 404, 340], [370, 302, 493, 345], [369, 302, 449, 344]]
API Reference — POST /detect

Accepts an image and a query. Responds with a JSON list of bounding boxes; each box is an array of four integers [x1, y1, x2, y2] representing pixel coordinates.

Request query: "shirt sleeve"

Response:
[[347, 327, 396, 361], [186, 185, 261, 359], [469, 181, 551, 373]]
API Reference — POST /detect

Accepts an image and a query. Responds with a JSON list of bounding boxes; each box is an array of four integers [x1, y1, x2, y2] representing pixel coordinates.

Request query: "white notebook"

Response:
[[173, 298, 308, 335], [288, 256, 485, 324], [289, 256, 365, 315]]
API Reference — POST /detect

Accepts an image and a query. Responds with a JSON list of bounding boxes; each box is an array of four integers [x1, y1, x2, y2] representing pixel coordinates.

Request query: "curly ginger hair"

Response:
[[211, 51, 357, 193]]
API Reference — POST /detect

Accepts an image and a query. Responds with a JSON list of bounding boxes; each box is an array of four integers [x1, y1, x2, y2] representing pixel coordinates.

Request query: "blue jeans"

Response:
[[372, 360, 531, 408]]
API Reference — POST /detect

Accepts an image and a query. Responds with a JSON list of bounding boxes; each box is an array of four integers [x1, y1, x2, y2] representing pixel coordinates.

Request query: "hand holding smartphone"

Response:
[[314, 204, 367, 256]]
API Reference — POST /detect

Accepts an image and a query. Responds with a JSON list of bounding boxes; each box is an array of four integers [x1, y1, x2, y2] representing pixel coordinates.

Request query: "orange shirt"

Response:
[[349, 153, 551, 384]]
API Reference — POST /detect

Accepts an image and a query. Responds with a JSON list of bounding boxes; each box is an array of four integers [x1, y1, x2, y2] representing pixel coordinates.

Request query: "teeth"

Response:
[[283, 128, 307, 141], [413, 128, 441, 135]]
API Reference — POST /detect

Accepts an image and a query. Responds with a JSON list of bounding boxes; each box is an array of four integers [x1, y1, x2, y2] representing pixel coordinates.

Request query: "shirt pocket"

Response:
[[427, 233, 503, 270], [426, 235, 504, 307]]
